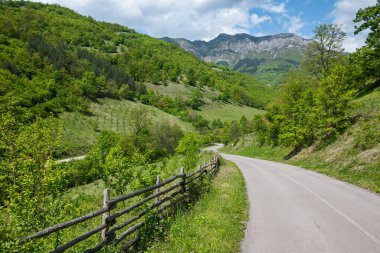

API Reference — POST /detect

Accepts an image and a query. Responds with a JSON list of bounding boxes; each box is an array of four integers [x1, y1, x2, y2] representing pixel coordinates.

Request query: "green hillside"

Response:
[[0, 1, 275, 157], [60, 98, 194, 157], [0, 1, 274, 123]]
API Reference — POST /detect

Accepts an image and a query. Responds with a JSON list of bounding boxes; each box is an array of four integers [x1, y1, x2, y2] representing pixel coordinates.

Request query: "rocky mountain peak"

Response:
[[161, 33, 311, 86]]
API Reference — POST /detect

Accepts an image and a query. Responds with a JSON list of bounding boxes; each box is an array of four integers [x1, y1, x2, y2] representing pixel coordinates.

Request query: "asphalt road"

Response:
[[208, 145, 380, 253]]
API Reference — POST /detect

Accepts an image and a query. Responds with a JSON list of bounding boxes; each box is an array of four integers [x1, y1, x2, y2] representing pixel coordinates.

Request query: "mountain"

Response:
[[162, 33, 310, 86]]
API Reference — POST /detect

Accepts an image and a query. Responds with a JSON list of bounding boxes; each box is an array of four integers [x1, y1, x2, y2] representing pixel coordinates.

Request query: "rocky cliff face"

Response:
[[162, 33, 310, 86]]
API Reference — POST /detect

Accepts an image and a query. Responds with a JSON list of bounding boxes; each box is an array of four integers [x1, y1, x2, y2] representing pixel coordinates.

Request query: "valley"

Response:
[[1, 0, 380, 252]]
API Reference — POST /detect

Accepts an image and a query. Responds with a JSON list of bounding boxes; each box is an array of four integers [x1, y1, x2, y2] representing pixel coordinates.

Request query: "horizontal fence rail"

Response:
[[22, 155, 219, 252]]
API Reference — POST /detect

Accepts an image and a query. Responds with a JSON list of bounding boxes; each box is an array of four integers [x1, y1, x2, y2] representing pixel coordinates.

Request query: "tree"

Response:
[[151, 121, 183, 156], [266, 73, 318, 148], [0, 115, 65, 251], [303, 24, 346, 78], [102, 146, 146, 196], [176, 132, 200, 170], [315, 64, 356, 140], [129, 105, 152, 135], [354, 1, 380, 82], [354, 0, 380, 50]]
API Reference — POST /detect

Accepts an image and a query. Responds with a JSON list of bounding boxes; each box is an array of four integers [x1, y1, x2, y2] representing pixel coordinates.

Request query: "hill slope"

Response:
[[162, 33, 310, 86], [0, 1, 274, 121], [0, 2, 275, 156]]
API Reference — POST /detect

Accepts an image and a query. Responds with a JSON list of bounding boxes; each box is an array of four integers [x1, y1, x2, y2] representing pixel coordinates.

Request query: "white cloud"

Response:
[[250, 13, 272, 26], [37, 0, 251, 40], [261, 2, 286, 14], [282, 16, 305, 34], [34, 0, 308, 41], [330, 0, 376, 52]]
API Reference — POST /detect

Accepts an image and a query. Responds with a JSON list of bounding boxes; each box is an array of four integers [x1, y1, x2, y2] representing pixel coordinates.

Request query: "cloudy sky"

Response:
[[36, 0, 376, 52]]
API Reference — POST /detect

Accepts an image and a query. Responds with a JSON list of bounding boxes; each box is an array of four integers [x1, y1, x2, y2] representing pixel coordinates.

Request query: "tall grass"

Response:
[[150, 160, 248, 253]]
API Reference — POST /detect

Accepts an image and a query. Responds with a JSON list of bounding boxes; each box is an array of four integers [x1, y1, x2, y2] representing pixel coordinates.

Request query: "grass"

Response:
[[59, 98, 193, 157], [150, 160, 248, 253], [146, 81, 220, 102], [221, 134, 291, 161], [192, 102, 266, 122], [350, 89, 380, 117], [146, 82, 197, 100]]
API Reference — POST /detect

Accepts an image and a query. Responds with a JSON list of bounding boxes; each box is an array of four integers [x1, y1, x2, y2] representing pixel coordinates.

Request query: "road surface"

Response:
[[208, 145, 380, 253], [56, 155, 86, 163]]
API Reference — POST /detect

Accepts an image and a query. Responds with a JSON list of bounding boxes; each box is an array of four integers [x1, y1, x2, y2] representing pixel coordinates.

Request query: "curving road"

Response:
[[208, 145, 380, 253]]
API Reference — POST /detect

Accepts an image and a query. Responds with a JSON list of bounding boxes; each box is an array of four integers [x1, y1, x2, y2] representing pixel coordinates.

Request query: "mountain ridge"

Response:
[[162, 33, 311, 86]]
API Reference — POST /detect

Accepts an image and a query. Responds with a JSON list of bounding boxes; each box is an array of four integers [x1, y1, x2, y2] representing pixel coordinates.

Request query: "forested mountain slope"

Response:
[[0, 1, 273, 128]]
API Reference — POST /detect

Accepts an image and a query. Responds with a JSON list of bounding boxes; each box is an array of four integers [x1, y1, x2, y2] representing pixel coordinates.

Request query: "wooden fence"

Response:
[[21, 155, 219, 252]]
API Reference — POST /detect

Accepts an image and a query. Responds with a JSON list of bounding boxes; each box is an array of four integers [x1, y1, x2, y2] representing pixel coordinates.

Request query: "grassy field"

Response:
[[150, 160, 248, 253], [146, 82, 220, 102], [59, 98, 193, 157], [147, 82, 267, 122], [146, 82, 198, 99], [192, 102, 266, 122]]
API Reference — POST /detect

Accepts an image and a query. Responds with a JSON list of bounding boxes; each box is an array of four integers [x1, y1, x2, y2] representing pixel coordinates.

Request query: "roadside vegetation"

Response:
[[0, 101, 217, 251], [150, 160, 248, 253], [222, 2, 380, 193]]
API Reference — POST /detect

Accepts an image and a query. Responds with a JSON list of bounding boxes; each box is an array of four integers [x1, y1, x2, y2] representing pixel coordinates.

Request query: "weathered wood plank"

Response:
[[51, 223, 108, 253], [22, 207, 108, 242], [108, 174, 183, 205], [109, 190, 182, 234], [108, 182, 181, 221]]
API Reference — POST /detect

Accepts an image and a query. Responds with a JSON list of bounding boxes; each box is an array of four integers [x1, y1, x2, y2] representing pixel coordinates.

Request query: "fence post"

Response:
[[156, 175, 161, 204], [180, 167, 186, 194], [102, 189, 110, 242]]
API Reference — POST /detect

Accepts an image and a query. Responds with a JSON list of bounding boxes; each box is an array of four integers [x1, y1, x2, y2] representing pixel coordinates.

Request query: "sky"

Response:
[[36, 0, 376, 52]]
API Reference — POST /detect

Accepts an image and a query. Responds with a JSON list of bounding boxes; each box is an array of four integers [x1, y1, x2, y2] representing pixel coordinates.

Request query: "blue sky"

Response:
[[247, 0, 335, 37], [37, 0, 376, 52]]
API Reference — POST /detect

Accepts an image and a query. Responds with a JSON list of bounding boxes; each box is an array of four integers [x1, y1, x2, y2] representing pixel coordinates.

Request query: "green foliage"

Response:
[[176, 133, 200, 170], [150, 121, 184, 156], [102, 146, 148, 195], [0, 115, 67, 251], [353, 114, 380, 150], [302, 24, 346, 78], [354, 1, 380, 83], [129, 105, 152, 135], [261, 64, 356, 149], [354, 0, 380, 50], [315, 65, 356, 140]]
